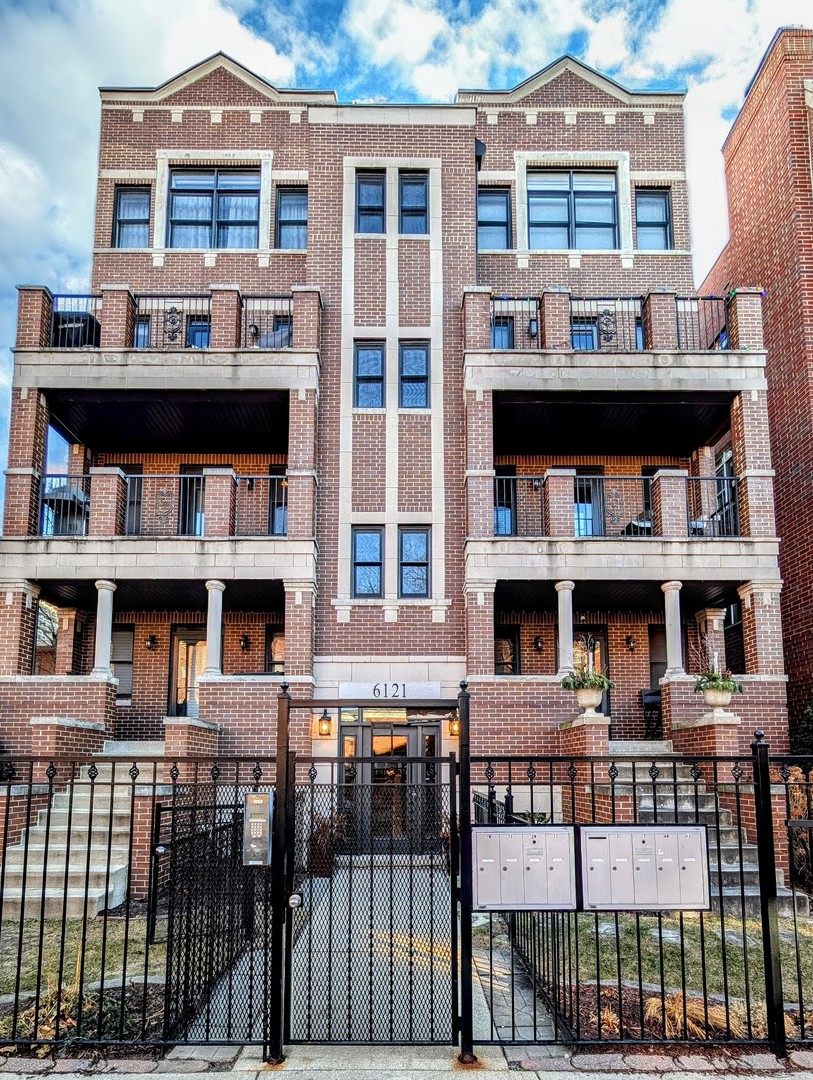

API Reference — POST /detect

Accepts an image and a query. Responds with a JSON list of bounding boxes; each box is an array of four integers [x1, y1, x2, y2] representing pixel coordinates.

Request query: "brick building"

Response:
[[0, 51, 789, 771], [702, 26, 813, 737]]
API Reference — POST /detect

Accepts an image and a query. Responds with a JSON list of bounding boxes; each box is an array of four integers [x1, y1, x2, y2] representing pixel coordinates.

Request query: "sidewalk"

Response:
[[1, 1044, 813, 1080]]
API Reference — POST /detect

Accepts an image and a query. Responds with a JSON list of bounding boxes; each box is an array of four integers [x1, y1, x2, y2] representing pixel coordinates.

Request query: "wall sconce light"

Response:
[[527, 317, 539, 339], [625, 634, 636, 654], [449, 715, 461, 737], [248, 323, 260, 339], [317, 709, 332, 737], [144, 634, 157, 651], [239, 634, 251, 652], [533, 635, 543, 653]]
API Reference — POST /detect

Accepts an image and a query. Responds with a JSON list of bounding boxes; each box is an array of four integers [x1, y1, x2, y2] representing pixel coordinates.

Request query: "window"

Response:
[[399, 342, 429, 407], [494, 465, 516, 536], [399, 527, 430, 598], [478, 188, 511, 249], [168, 169, 259, 249], [108, 463, 143, 535], [114, 188, 150, 247], [352, 527, 383, 598], [399, 172, 428, 234], [187, 318, 210, 348], [111, 627, 134, 701], [356, 171, 385, 233], [134, 316, 151, 349], [636, 189, 671, 250], [528, 171, 617, 250], [494, 627, 520, 675], [354, 342, 385, 407], [491, 316, 514, 349], [276, 187, 307, 249], [265, 626, 285, 675]]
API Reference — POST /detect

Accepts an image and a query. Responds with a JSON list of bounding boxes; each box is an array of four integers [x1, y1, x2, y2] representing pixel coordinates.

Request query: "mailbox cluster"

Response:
[[471, 825, 709, 912]]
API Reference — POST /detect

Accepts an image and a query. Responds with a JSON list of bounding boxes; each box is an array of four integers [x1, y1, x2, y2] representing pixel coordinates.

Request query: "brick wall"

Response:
[[0, 677, 117, 755]]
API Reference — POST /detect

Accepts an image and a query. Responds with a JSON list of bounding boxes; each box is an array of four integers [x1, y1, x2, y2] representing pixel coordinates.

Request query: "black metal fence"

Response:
[[570, 297, 642, 351], [676, 297, 730, 351], [38, 475, 90, 536], [51, 295, 102, 348], [134, 296, 211, 349], [242, 296, 293, 349]]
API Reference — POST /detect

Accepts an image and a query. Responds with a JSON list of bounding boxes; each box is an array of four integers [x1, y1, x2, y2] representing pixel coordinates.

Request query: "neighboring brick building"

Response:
[[702, 26, 813, 737], [0, 51, 789, 769]]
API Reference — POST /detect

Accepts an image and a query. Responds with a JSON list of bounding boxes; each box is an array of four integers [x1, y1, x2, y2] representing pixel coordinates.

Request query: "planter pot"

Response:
[[575, 687, 604, 715], [702, 687, 733, 711]]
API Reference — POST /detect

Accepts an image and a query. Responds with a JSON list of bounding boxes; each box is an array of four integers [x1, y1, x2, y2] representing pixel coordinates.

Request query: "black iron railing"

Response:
[[489, 297, 541, 350], [686, 476, 741, 537], [123, 474, 204, 536], [38, 474, 90, 536], [235, 476, 288, 536], [51, 295, 102, 348], [133, 295, 211, 349], [242, 296, 293, 348], [676, 296, 730, 350], [493, 476, 545, 536], [573, 475, 653, 538], [570, 297, 643, 351]]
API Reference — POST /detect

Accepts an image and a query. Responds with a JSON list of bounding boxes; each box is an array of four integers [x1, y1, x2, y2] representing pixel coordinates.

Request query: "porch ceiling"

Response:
[[493, 391, 732, 456], [495, 579, 741, 614], [46, 389, 289, 454], [36, 578, 285, 613]]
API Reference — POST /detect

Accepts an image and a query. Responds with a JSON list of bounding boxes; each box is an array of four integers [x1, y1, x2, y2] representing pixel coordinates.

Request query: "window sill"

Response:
[[352, 407, 386, 415]]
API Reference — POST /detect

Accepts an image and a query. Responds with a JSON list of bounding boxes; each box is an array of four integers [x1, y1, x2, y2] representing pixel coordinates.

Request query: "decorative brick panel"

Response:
[[466, 586, 495, 676], [15, 287, 52, 348], [727, 289, 765, 351], [651, 469, 688, 538], [89, 468, 127, 535], [543, 469, 575, 537], [99, 286, 137, 349], [202, 468, 236, 537], [209, 285, 242, 348], [0, 583, 39, 677], [540, 290, 571, 350], [462, 288, 491, 350], [291, 287, 322, 352], [739, 582, 785, 676], [642, 290, 678, 349]]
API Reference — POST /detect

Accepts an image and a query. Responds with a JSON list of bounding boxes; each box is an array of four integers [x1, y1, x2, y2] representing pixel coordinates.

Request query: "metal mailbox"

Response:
[[580, 825, 710, 911], [472, 826, 577, 910], [243, 790, 274, 866]]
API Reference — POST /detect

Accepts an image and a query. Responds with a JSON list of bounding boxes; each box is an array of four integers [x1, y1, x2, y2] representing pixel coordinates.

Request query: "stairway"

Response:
[[1, 741, 164, 920], [606, 740, 809, 918]]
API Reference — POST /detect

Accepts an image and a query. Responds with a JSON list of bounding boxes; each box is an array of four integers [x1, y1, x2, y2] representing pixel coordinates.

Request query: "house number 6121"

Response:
[[372, 682, 406, 698]]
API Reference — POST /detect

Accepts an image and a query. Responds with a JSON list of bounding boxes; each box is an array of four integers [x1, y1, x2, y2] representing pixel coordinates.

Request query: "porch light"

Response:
[[317, 709, 332, 737], [527, 317, 539, 338], [248, 323, 260, 339], [533, 635, 543, 653], [625, 634, 636, 654], [449, 715, 461, 737], [239, 634, 251, 651], [145, 634, 157, 651]]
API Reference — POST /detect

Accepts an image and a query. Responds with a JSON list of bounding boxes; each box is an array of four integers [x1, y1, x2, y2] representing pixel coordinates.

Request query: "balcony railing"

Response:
[[242, 296, 294, 349], [133, 295, 212, 349], [570, 297, 643, 351], [676, 297, 729, 351], [494, 476, 545, 536], [490, 297, 540, 351], [235, 476, 288, 536], [687, 476, 741, 537], [38, 475, 90, 536], [51, 295, 101, 348], [124, 474, 204, 536]]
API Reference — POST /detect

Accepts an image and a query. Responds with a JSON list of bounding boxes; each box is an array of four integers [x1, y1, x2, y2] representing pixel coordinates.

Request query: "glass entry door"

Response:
[[171, 626, 206, 717], [340, 721, 440, 854], [572, 629, 610, 714]]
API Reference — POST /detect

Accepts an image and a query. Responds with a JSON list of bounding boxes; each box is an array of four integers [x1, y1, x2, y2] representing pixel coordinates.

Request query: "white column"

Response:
[[91, 579, 116, 675], [556, 580, 575, 675], [203, 579, 226, 676], [661, 580, 684, 677]]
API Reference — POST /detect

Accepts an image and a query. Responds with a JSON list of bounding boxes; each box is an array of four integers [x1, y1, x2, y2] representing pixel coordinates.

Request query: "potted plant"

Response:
[[561, 642, 615, 715], [693, 640, 744, 710]]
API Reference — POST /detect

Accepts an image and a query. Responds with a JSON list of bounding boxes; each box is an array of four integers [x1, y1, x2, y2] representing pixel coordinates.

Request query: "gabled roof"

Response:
[[456, 54, 684, 106], [99, 52, 337, 104]]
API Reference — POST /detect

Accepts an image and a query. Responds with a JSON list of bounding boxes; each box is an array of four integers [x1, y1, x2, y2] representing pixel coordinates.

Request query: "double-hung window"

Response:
[[477, 188, 511, 249], [356, 171, 385, 233], [399, 172, 428, 233], [635, 189, 672, 249], [354, 342, 385, 407], [276, 187, 308, 249], [399, 342, 429, 407], [352, 527, 383, 597], [399, 527, 430, 598], [110, 627, 135, 701], [114, 188, 151, 247], [168, 169, 260, 249], [528, 171, 617, 250]]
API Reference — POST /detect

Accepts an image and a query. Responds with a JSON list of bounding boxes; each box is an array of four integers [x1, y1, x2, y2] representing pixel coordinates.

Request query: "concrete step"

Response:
[[609, 740, 674, 756], [710, 886, 807, 919], [22, 823, 132, 847], [35, 806, 132, 829], [1, 862, 129, 893], [637, 806, 733, 827], [0, 884, 122, 920], [2, 843, 130, 868], [50, 791, 134, 811], [78, 762, 165, 784], [100, 740, 165, 756]]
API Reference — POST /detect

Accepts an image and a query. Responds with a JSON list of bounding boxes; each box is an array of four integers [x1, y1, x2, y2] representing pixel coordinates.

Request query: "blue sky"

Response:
[[0, 0, 811, 488]]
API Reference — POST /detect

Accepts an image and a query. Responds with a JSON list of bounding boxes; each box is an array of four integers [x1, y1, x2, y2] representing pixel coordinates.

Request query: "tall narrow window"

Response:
[[399, 172, 428, 234], [477, 188, 511, 249], [110, 627, 135, 701], [114, 188, 150, 247], [636, 189, 672, 250], [399, 527, 430, 597], [276, 187, 308, 249], [399, 342, 429, 407], [352, 527, 383, 597], [354, 342, 385, 407], [265, 626, 285, 674], [528, 171, 617, 250], [356, 171, 385, 233], [168, 169, 259, 249]]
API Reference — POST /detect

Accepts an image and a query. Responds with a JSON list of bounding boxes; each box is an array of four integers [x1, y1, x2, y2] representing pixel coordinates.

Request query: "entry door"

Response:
[[572, 630, 610, 714], [340, 723, 440, 854], [171, 626, 206, 717]]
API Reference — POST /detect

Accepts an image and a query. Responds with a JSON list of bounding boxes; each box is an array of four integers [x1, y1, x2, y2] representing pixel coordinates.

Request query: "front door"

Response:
[[170, 626, 206, 717], [573, 629, 610, 714]]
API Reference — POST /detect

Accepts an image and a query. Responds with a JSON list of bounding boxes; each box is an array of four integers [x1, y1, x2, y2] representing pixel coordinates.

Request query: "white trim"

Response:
[[310, 106, 474, 126], [152, 149, 274, 252], [99, 169, 157, 179], [514, 149, 632, 255]]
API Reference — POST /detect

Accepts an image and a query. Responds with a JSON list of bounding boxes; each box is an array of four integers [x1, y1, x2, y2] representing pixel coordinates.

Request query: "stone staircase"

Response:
[[0, 740, 164, 920], [607, 740, 809, 918]]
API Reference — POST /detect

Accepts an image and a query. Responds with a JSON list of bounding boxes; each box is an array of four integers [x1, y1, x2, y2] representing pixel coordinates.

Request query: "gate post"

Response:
[[265, 683, 291, 1065], [751, 730, 787, 1058], [457, 681, 478, 1064]]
